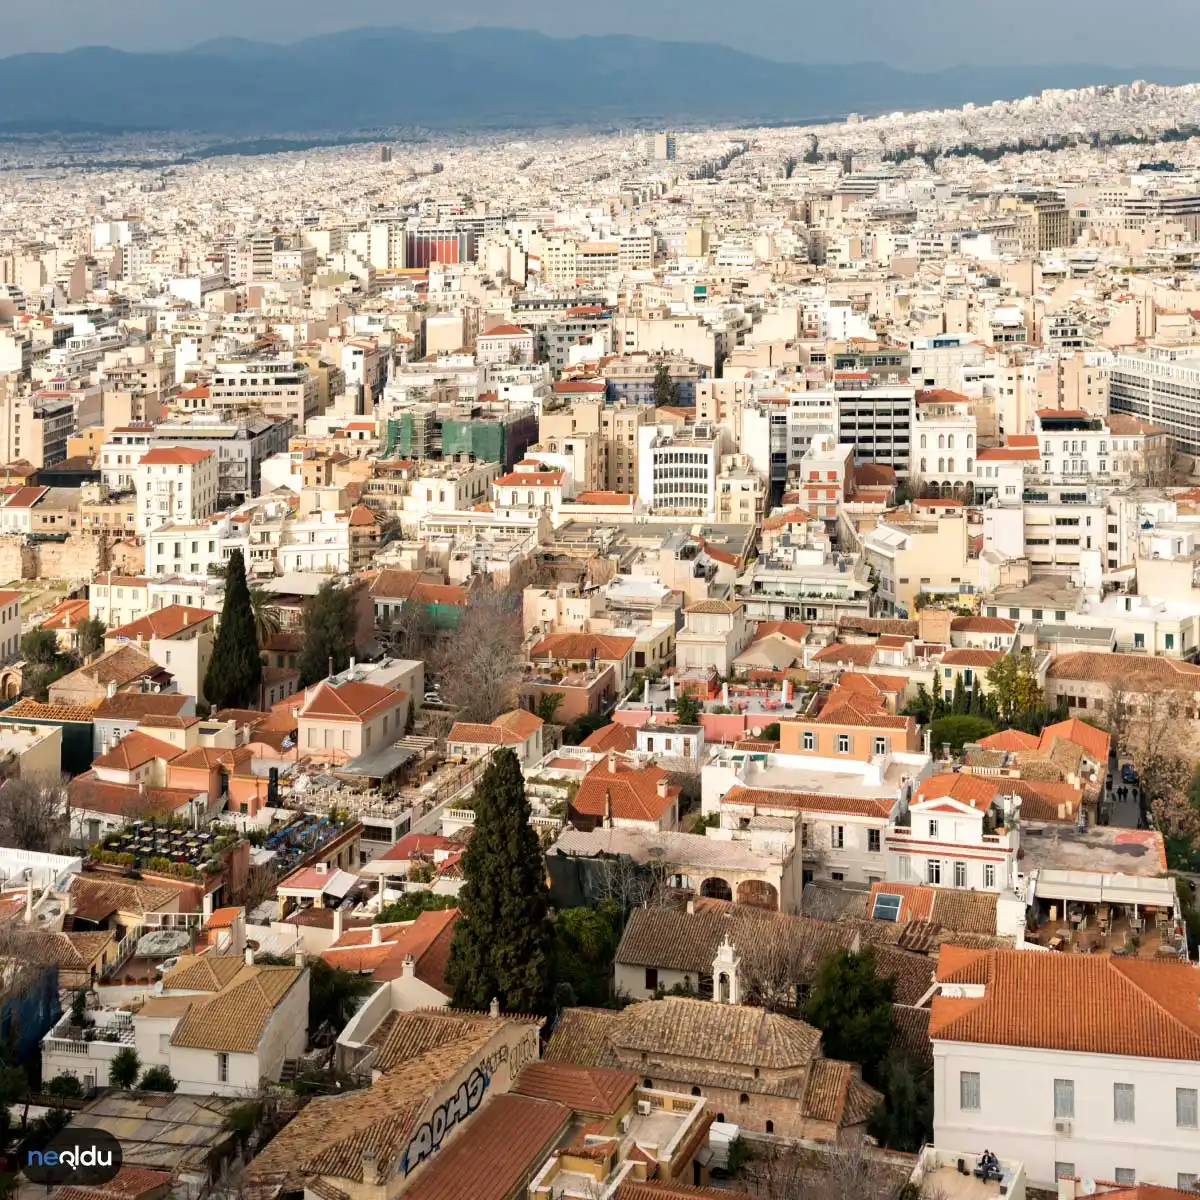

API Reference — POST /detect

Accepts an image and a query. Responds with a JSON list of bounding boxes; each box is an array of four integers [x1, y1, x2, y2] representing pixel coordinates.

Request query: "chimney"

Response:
[[349, 657, 356, 673], [294, 947, 304, 968], [656, 777, 669, 800], [489, 996, 500, 1018], [333, 907, 344, 940], [244, 946, 255, 966], [360, 1151, 379, 1189], [370, 924, 382, 946], [24, 878, 33, 922], [202, 891, 214, 921], [138, 781, 146, 796], [686, 898, 695, 915], [401, 954, 416, 979], [607, 749, 617, 774], [603, 788, 613, 828], [315, 862, 329, 874], [106, 680, 118, 699]]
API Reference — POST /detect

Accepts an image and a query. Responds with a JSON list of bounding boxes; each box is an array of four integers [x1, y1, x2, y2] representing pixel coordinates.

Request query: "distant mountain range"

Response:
[[0, 27, 1197, 134]]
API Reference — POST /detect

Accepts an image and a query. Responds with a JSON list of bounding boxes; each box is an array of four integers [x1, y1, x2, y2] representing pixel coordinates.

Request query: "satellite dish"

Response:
[[1080, 1180, 1096, 1196], [751, 726, 762, 737]]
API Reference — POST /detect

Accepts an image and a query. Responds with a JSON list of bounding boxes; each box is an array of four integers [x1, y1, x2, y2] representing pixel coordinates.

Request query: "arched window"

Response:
[[920, 457, 927, 472], [739, 1093, 750, 1105], [967, 434, 974, 449], [644, 1077, 653, 1088], [692, 1086, 702, 1096], [938, 457, 945, 472], [967, 457, 974, 473], [920, 434, 927, 449], [766, 1120, 775, 1134], [938, 434, 945, 449], [948, 434, 955, 450], [948, 457, 955, 473]]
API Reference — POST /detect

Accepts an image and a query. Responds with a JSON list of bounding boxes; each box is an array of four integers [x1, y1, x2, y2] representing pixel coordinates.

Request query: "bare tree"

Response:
[[1105, 679, 1135, 761], [740, 1138, 917, 1200], [435, 583, 523, 723], [384, 598, 437, 661], [0, 776, 70, 853]]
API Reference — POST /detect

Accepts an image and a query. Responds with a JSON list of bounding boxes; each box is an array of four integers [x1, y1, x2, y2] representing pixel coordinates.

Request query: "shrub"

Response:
[[929, 714, 996, 751]]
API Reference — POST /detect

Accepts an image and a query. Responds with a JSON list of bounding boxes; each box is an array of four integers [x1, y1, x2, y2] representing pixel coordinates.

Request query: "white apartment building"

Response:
[[913, 391, 977, 496], [1033, 409, 1169, 485], [209, 358, 320, 426], [99, 426, 153, 493], [146, 523, 225, 579], [1110, 344, 1200, 457], [835, 382, 915, 477], [932, 948, 1200, 1192], [637, 424, 720, 518], [134, 447, 219, 534]]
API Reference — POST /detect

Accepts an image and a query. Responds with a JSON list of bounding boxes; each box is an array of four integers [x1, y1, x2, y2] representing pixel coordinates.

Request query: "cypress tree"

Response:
[[298, 581, 358, 686], [204, 549, 262, 709], [445, 748, 553, 1013]]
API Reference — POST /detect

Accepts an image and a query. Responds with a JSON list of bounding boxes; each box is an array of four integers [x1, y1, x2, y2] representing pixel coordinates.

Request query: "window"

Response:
[[1114, 1169, 1135, 1186], [1055, 1163, 1075, 1181], [959, 1071, 980, 1111], [803, 731, 815, 751], [954, 861, 967, 887], [868, 829, 881, 853], [645, 968, 658, 991], [1114, 1082, 1135, 1123], [1178, 1087, 1198, 1128], [927, 859, 942, 885], [1055, 610, 1067, 622], [874, 736, 887, 756], [984, 864, 996, 888], [928, 819, 939, 839], [872, 892, 902, 921], [1054, 1078, 1074, 1119], [1179, 1174, 1197, 1191], [1032, 608, 1044, 621], [217, 1053, 229, 1083], [832, 826, 845, 849], [1134, 633, 1145, 649], [837, 734, 850, 754], [1009, 608, 1020, 619], [1167, 633, 1176, 651]]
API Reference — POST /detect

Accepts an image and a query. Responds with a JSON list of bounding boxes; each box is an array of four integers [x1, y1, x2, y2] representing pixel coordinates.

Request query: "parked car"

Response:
[[1121, 763, 1138, 785]]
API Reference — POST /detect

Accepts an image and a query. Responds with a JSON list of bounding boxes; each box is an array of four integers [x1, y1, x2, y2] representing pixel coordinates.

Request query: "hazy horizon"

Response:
[[6, 0, 1200, 72]]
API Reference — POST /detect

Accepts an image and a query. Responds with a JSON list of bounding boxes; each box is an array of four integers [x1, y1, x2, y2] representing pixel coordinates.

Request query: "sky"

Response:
[[7, 0, 1200, 70]]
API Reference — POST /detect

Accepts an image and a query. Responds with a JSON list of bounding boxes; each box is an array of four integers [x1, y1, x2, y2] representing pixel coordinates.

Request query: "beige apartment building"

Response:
[[539, 400, 651, 493]]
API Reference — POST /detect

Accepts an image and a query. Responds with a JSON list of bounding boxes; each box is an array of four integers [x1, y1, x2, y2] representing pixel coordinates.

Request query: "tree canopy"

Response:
[[204, 550, 262, 709], [445, 748, 554, 1012], [804, 947, 895, 1071], [298, 580, 359, 686]]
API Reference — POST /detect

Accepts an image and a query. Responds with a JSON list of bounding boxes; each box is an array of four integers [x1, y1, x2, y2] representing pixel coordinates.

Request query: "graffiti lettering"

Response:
[[401, 1067, 488, 1175]]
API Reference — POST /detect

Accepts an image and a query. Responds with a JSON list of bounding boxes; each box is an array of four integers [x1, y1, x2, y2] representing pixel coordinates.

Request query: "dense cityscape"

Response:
[[3, 58, 1200, 1200]]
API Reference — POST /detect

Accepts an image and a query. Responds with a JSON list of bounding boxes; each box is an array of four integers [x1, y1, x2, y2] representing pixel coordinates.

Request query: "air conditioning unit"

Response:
[[619, 1114, 632, 1133], [1054, 1119, 1072, 1137], [637, 1100, 652, 1116]]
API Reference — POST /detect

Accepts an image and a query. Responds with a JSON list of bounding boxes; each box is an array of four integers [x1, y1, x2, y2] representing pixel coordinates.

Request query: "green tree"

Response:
[[76, 618, 107, 659], [108, 1046, 140, 1089], [445, 748, 554, 1012], [138, 1065, 177, 1093], [298, 580, 359, 686], [868, 1050, 933, 1152], [951, 673, 967, 715], [553, 901, 624, 1008], [204, 550, 262, 709], [804, 947, 894, 1072], [224, 1100, 264, 1150], [249, 587, 283, 648], [930, 714, 995, 751], [986, 648, 1043, 726], [651, 361, 678, 407], [537, 693, 564, 724], [674, 692, 701, 726], [20, 629, 60, 667], [375, 892, 459, 923], [44, 1073, 84, 1099], [306, 958, 375, 1033]]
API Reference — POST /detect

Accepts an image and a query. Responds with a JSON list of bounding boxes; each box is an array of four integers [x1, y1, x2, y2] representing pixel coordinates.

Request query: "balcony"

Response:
[[43, 1009, 134, 1058]]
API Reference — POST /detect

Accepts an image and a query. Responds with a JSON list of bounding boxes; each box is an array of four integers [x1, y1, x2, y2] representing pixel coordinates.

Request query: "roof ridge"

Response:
[[1109, 958, 1200, 1054]]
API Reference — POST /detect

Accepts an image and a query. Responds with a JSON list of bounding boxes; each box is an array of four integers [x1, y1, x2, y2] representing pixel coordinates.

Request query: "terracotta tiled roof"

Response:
[[865, 883, 999, 936], [93, 731, 181, 771], [811, 642, 877, 666], [974, 728, 1039, 752], [93, 693, 191, 720], [940, 648, 1004, 668], [529, 631, 635, 662], [479, 323, 531, 337], [491, 709, 543, 738], [402, 1093, 571, 1200], [579, 723, 639, 753], [684, 599, 743, 615], [951, 616, 1017, 634], [838, 616, 919, 638], [617, 1185, 757, 1200], [68, 775, 199, 820], [1038, 716, 1111, 763], [2, 698, 98, 722], [109, 605, 213, 641], [721, 786, 893, 819], [511, 1062, 636, 1115], [139, 447, 213, 466], [1047, 651, 1200, 689], [914, 773, 998, 811], [572, 490, 635, 505], [68, 875, 182, 922], [751, 620, 810, 644], [300, 679, 405, 722], [170, 963, 304, 1053], [931, 948, 1200, 1061], [53, 644, 162, 691], [446, 721, 524, 747], [573, 758, 679, 823]]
